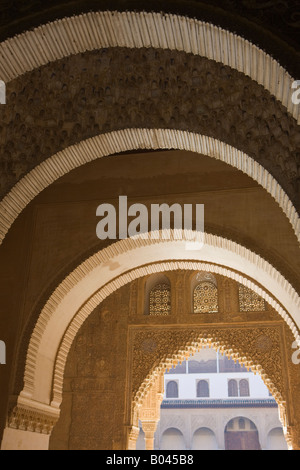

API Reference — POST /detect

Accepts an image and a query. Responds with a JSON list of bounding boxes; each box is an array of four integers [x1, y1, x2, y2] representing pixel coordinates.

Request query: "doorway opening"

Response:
[[136, 347, 288, 450]]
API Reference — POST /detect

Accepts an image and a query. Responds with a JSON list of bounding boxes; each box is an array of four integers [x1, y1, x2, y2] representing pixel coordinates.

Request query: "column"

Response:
[[139, 373, 164, 450], [1, 402, 59, 450], [141, 421, 159, 450]]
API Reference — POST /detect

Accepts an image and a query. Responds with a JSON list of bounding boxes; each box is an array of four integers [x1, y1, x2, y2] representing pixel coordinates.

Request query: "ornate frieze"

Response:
[[7, 404, 58, 435]]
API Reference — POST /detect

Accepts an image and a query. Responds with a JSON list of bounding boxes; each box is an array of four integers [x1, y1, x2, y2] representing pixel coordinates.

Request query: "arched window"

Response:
[[149, 283, 171, 316], [228, 379, 238, 397], [197, 380, 210, 397], [238, 284, 266, 312], [166, 381, 178, 398], [239, 379, 250, 397], [193, 281, 218, 313]]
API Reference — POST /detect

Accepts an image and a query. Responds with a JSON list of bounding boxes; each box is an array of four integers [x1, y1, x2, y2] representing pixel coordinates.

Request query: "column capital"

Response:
[[7, 402, 59, 435]]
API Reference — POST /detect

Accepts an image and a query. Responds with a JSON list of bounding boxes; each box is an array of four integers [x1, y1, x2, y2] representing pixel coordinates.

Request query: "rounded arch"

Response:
[[0, 128, 299, 246], [192, 427, 218, 450], [193, 281, 218, 314], [144, 273, 171, 316], [266, 427, 288, 450], [160, 427, 185, 450], [225, 416, 259, 432], [165, 381, 179, 399], [16, 230, 300, 412], [132, 333, 290, 450], [0, 10, 298, 127]]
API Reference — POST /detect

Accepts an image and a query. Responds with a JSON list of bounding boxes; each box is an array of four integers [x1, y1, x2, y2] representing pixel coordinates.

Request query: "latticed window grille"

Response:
[[149, 283, 171, 316], [238, 284, 266, 312], [193, 281, 218, 313]]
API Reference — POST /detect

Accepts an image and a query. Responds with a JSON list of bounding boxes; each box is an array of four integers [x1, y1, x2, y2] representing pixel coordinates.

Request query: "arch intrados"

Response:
[[0, 11, 298, 126], [134, 336, 284, 407], [225, 416, 258, 430], [132, 336, 289, 450], [0, 129, 299, 246], [17, 231, 300, 412]]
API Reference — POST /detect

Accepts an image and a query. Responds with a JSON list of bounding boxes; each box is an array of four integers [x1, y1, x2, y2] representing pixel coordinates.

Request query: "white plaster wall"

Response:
[[165, 371, 271, 400]]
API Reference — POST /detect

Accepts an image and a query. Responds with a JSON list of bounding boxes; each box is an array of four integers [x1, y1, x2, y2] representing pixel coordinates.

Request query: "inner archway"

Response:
[[224, 417, 261, 450], [130, 331, 290, 451], [43, 270, 299, 450], [142, 347, 287, 450]]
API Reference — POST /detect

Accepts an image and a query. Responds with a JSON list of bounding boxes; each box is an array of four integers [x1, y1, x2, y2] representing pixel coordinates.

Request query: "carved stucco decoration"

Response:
[[129, 324, 295, 448], [7, 404, 58, 435], [0, 46, 299, 236], [0, 9, 298, 101], [13, 234, 299, 412], [1, 128, 299, 250], [130, 326, 285, 406], [0, 5, 298, 79], [12, 270, 298, 450], [47, 274, 297, 450]]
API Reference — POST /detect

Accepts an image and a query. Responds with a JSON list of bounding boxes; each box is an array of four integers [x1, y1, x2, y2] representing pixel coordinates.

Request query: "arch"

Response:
[[238, 284, 266, 312], [160, 427, 185, 450], [15, 230, 300, 413], [0, 10, 298, 127], [0, 129, 299, 246], [225, 417, 261, 450], [225, 417, 258, 432], [266, 427, 288, 450], [192, 428, 218, 450], [132, 335, 290, 450]]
